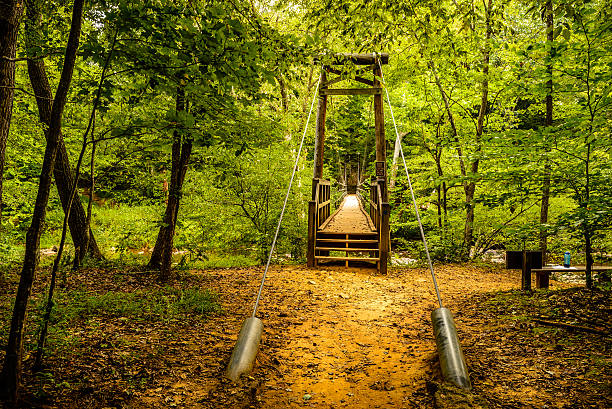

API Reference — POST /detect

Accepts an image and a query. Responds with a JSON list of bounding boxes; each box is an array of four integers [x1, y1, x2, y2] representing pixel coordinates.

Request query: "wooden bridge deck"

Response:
[[319, 195, 376, 234]]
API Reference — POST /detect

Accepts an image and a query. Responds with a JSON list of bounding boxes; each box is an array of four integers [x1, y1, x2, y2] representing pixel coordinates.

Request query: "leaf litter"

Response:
[[0, 264, 609, 408]]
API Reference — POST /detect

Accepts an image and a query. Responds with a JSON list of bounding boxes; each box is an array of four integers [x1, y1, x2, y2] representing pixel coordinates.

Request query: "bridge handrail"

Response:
[[307, 178, 332, 265]]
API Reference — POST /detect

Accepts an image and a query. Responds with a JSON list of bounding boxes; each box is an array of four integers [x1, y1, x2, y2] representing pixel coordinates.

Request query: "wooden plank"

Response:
[[536, 271, 550, 289], [322, 75, 345, 88], [316, 239, 379, 243], [318, 200, 330, 209], [324, 67, 375, 87], [354, 76, 375, 86], [316, 247, 378, 252], [320, 88, 382, 96], [522, 250, 532, 291], [317, 229, 378, 235], [315, 256, 380, 261], [532, 266, 612, 272]]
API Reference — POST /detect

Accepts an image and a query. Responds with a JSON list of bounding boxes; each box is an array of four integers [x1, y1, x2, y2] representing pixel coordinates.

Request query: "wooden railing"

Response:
[[358, 177, 390, 274], [307, 178, 331, 266]]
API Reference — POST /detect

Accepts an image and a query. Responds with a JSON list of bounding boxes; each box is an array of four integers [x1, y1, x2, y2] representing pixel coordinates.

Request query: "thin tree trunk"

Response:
[[0, 0, 24, 223], [584, 142, 592, 289], [584, 229, 593, 289], [149, 86, 193, 280], [278, 75, 288, 112], [464, 0, 493, 254], [24, 0, 102, 261], [0, 0, 84, 401], [34, 50, 99, 363], [85, 113, 96, 258], [540, 0, 554, 265], [443, 181, 448, 224]]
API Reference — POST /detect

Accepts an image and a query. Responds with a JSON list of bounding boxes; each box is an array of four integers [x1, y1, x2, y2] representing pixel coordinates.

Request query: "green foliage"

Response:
[[2, 0, 611, 269]]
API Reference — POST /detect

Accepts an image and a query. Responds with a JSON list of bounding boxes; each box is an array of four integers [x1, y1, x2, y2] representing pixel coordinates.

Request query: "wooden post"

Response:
[[373, 64, 389, 276], [380, 203, 390, 274], [536, 271, 550, 289], [313, 70, 327, 179], [521, 250, 532, 291], [307, 200, 316, 267], [373, 64, 385, 164]]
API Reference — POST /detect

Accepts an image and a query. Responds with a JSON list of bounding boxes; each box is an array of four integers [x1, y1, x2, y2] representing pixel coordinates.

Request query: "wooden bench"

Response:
[[531, 266, 612, 289]]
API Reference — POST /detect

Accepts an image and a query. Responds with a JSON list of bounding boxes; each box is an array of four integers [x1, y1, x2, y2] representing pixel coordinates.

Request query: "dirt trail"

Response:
[[7, 263, 600, 409], [117, 264, 580, 409], [250, 265, 520, 408]]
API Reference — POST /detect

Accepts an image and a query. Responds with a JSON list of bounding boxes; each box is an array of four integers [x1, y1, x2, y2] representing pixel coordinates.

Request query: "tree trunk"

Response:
[[24, 0, 102, 261], [148, 86, 192, 281], [278, 75, 288, 112], [584, 230, 593, 289], [0, 0, 84, 401], [540, 0, 554, 265], [0, 0, 24, 222], [584, 141, 592, 289], [463, 0, 493, 254], [435, 158, 444, 228]]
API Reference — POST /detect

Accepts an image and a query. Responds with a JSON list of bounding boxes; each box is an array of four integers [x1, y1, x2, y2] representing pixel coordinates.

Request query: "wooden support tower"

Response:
[[307, 53, 390, 274]]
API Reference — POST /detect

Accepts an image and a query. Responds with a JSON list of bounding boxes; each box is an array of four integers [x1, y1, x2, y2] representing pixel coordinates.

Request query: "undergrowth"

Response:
[[48, 287, 221, 324]]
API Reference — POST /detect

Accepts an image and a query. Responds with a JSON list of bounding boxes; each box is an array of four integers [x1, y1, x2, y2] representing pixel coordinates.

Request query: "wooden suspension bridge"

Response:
[[307, 53, 390, 274]]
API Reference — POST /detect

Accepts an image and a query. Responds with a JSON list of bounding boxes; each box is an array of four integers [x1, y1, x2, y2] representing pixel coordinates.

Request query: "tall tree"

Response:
[[0, 0, 85, 401], [24, 0, 103, 262], [464, 0, 493, 252], [0, 0, 24, 222], [539, 0, 554, 264], [148, 86, 192, 280]]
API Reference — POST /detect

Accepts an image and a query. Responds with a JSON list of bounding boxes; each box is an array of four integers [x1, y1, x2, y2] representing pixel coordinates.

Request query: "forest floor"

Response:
[[0, 263, 610, 409]]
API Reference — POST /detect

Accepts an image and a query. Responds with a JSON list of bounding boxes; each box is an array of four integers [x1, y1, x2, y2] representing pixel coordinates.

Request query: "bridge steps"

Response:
[[314, 231, 379, 268]]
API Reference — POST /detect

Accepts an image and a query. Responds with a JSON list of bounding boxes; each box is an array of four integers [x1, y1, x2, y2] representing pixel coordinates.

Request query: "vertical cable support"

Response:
[[251, 70, 323, 317], [377, 58, 443, 309]]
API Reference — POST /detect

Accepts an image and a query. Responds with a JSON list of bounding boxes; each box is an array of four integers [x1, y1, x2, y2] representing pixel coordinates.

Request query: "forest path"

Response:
[[126, 264, 575, 409], [255, 266, 442, 408], [240, 265, 518, 408]]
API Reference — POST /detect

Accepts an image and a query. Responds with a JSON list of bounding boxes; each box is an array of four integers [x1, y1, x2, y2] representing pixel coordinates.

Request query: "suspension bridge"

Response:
[[307, 53, 391, 274], [227, 53, 471, 392]]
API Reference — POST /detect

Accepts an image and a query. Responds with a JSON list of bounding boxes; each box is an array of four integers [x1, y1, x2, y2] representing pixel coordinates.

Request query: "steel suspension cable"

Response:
[[251, 71, 322, 317], [377, 57, 443, 308]]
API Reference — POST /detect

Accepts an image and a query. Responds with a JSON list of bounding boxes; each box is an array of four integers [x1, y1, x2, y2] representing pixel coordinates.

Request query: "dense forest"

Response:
[[0, 0, 611, 407]]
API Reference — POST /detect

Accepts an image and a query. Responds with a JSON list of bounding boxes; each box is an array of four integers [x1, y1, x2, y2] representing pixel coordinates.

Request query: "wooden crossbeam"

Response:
[[324, 65, 376, 87], [323, 75, 374, 88], [317, 53, 389, 65], [320, 88, 382, 96], [323, 75, 348, 88]]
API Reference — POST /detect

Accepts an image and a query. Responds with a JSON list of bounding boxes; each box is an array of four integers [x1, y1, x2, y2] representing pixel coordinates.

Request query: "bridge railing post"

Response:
[[376, 178, 389, 275], [380, 202, 390, 274], [307, 178, 320, 268]]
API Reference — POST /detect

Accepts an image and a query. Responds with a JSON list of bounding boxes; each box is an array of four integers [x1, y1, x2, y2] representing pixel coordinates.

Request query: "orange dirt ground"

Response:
[[128, 265, 568, 408], [7, 263, 609, 409]]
